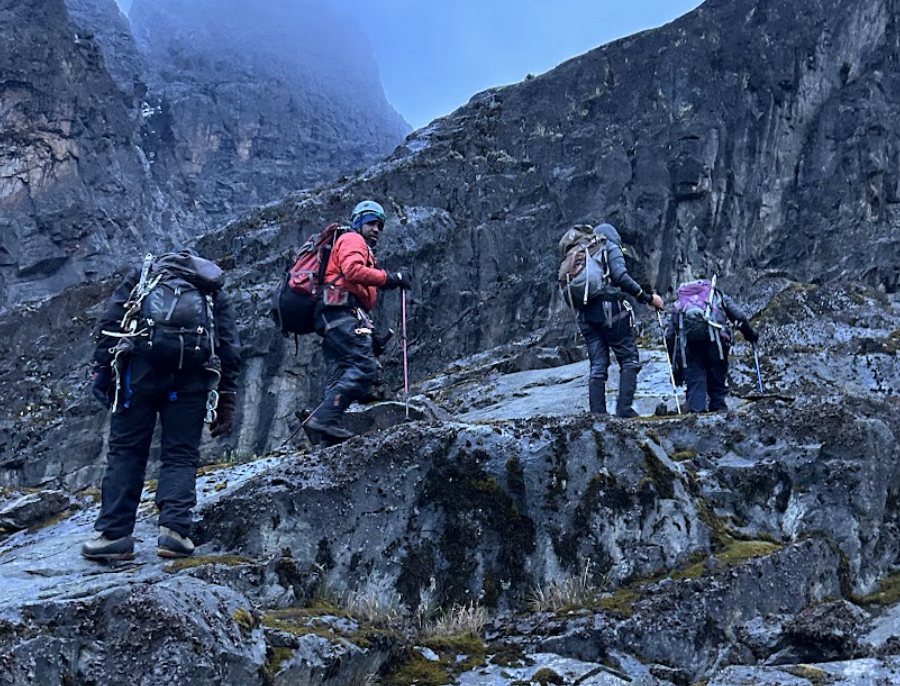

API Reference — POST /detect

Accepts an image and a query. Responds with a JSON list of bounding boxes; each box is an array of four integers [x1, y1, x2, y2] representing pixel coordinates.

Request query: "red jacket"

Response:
[[323, 231, 388, 312]]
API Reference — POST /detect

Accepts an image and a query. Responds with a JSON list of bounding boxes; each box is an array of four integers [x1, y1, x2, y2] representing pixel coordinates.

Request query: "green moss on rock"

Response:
[[595, 588, 638, 618], [163, 554, 253, 573], [532, 666, 565, 684], [383, 650, 452, 686], [671, 447, 698, 462], [855, 572, 900, 606], [261, 646, 294, 683], [233, 607, 257, 636]]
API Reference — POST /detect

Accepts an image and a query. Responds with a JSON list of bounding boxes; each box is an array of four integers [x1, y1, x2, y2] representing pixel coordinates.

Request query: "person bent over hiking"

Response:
[[304, 200, 411, 445], [566, 223, 664, 417], [665, 277, 758, 413], [83, 251, 241, 561]]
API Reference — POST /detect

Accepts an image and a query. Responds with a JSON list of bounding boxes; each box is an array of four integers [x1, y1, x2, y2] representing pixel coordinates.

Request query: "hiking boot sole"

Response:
[[82, 551, 135, 562], [304, 418, 354, 441], [157, 547, 193, 559]]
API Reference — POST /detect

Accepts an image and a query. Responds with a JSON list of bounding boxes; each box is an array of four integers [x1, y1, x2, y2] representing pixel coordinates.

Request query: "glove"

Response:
[[91, 365, 114, 409], [382, 268, 412, 290], [372, 328, 394, 357], [210, 392, 236, 438], [741, 323, 759, 344]]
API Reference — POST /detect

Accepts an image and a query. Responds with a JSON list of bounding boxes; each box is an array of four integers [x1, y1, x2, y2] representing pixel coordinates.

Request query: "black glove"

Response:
[[91, 365, 114, 409], [372, 328, 394, 357], [382, 268, 412, 290], [210, 392, 236, 438], [741, 323, 759, 344]]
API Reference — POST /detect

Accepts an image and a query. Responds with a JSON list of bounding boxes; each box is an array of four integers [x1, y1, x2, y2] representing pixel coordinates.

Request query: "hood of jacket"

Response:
[[593, 223, 622, 246]]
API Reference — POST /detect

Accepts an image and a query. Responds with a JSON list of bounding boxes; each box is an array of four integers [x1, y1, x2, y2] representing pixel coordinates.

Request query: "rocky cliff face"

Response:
[[0, 0, 173, 311], [0, 0, 408, 312], [2, 0, 899, 484], [1, 0, 899, 682], [129, 0, 409, 222]]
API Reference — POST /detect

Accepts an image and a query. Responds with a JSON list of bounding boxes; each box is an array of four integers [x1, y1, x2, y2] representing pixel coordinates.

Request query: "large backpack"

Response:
[[557, 224, 611, 308], [131, 252, 222, 371], [673, 278, 731, 360], [272, 223, 348, 336]]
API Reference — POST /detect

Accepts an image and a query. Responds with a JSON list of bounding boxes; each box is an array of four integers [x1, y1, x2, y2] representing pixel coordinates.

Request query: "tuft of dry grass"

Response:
[[527, 560, 602, 613], [421, 602, 487, 638], [341, 587, 404, 628]]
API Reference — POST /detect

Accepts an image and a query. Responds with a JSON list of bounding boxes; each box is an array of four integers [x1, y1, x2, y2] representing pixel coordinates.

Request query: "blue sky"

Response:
[[113, 1, 704, 130]]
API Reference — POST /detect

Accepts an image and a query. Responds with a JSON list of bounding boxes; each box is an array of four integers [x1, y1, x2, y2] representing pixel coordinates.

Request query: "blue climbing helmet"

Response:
[[350, 200, 386, 229]]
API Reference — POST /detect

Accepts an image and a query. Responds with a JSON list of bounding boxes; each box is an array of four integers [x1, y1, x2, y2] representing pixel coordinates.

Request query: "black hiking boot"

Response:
[[305, 415, 354, 442], [616, 368, 640, 418], [588, 379, 607, 415], [305, 392, 354, 444], [81, 533, 134, 561], [158, 526, 195, 558]]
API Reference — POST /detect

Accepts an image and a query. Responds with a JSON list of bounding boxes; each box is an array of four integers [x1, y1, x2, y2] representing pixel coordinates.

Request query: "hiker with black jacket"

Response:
[[82, 251, 241, 561], [303, 200, 411, 445], [665, 278, 758, 413], [565, 223, 664, 417]]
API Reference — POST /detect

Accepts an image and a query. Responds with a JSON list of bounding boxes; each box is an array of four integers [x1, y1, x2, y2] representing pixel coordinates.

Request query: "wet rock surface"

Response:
[[1, 378, 899, 684], [1, 0, 900, 683]]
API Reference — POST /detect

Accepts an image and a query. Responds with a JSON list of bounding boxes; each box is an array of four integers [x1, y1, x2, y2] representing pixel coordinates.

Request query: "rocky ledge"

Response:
[[1, 357, 898, 685]]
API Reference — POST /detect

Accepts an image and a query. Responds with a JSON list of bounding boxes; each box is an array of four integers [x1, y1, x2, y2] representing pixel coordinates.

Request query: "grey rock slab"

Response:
[[456, 651, 638, 686], [709, 657, 900, 685], [862, 603, 900, 653], [0, 456, 280, 611], [0, 490, 70, 531], [445, 349, 687, 423]]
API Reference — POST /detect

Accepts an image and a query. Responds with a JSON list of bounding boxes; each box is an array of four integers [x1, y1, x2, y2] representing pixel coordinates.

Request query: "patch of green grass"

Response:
[[670, 540, 782, 581], [163, 554, 253, 573], [716, 539, 781, 565], [595, 588, 639, 618], [383, 650, 452, 686], [532, 667, 565, 684], [671, 448, 698, 462], [785, 664, 831, 685], [854, 573, 900, 606], [233, 607, 257, 636], [261, 646, 294, 682]]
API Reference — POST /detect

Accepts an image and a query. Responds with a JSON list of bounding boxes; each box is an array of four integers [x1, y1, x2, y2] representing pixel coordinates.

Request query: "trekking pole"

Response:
[[401, 290, 410, 420], [752, 343, 765, 393], [656, 309, 682, 415]]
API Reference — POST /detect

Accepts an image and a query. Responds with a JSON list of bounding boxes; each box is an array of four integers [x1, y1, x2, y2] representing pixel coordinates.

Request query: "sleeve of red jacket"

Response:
[[337, 233, 388, 287]]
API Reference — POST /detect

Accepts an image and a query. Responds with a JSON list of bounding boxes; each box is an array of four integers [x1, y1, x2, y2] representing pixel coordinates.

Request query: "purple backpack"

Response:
[[674, 279, 730, 344]]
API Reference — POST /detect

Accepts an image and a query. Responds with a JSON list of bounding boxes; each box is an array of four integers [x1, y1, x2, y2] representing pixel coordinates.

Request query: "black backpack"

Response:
[[132, 252, 223, 371]]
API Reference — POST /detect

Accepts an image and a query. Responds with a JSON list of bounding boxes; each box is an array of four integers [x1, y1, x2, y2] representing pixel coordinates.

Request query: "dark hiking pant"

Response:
[[580, 301, 641, 414], [95, 389, 207, 539], [311, 313, 379, 428], [684, 340, 730, 412]]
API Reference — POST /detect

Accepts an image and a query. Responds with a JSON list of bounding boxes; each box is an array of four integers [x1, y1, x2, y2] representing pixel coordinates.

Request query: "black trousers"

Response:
[[579, 303, 641, 383], [684, 340, 730, 412], [312, 310, 379, 425], [94, 389, 207, 539]]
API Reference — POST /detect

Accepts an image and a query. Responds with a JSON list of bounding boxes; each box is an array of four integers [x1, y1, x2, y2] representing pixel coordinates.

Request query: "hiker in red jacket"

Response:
[[304, 200, 411, 444]]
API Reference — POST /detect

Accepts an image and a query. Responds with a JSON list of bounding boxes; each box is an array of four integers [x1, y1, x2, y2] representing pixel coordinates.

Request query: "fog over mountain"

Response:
[[0, 0, 408, 312]]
